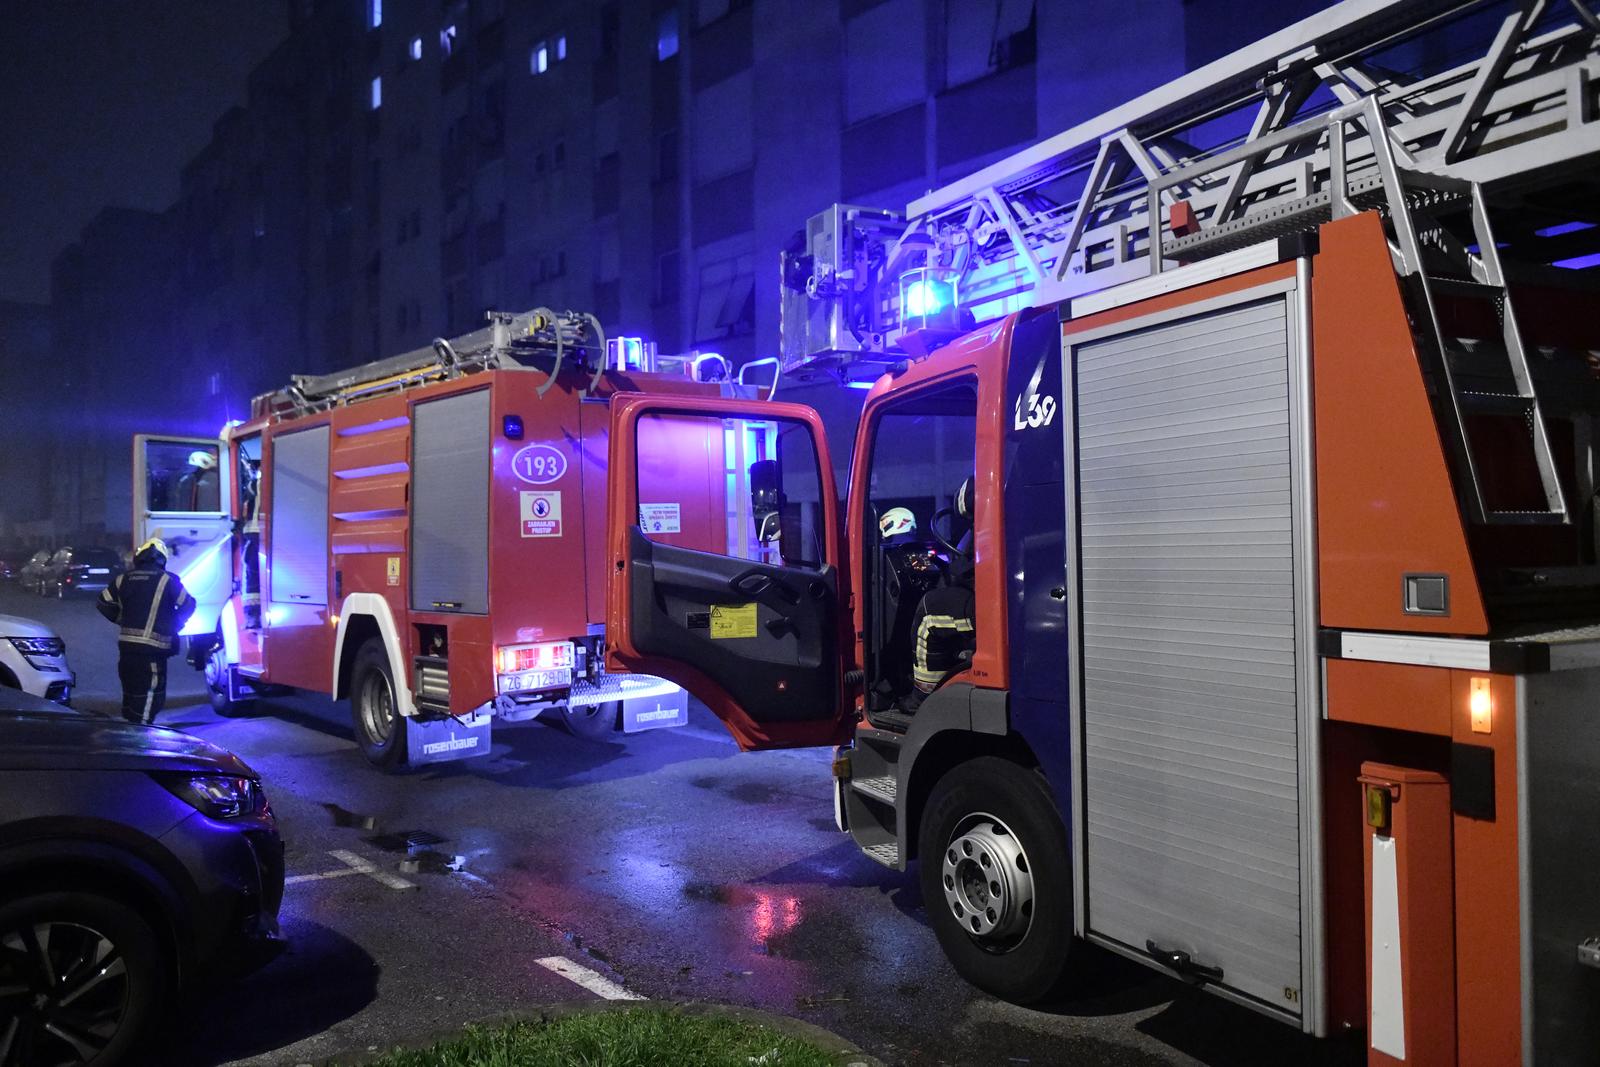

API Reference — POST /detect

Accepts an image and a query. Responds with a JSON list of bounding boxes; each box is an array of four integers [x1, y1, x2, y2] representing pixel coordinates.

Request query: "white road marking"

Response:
[[285, 850, 417, 890], [283, 866, 363, 885], [329, 848, 418, 890], [535, 956, 646, 1000]]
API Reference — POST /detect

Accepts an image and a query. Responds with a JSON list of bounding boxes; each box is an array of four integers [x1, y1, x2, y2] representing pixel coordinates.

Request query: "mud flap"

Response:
[[620, 686, 689, 733], [406, 708, 493, 764]]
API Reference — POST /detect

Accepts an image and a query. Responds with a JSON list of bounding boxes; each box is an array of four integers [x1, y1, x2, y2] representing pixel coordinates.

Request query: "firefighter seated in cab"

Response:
[[96, 538, 196, 725], [876, 476, 977, 713]]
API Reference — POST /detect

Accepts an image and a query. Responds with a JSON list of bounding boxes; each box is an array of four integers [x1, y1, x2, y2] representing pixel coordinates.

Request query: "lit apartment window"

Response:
[[409, 36, 423, 60], [532, 39, 549, 74], [370, 76, 382, 110], [656, 10, 679, 61], [368, 0, 382, 29], [556, 35, 567, 61]]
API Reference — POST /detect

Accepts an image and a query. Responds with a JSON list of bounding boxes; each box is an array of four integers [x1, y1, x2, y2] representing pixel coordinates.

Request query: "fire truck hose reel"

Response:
[[941, 812, 1035, 942]]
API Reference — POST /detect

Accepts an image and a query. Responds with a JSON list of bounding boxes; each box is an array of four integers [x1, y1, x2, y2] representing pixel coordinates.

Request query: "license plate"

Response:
[[498, 667, 571, 694], [87, 568, 109, 575]]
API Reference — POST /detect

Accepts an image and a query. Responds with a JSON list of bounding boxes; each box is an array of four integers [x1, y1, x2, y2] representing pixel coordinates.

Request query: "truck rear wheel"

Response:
[[918, 756, 1074, 1004], [557, 700, 621, 741], [352, 638, 406, 768]]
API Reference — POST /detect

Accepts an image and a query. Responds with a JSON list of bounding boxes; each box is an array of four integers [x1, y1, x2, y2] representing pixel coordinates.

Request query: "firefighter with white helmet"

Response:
[[96, 537, 196, 724]]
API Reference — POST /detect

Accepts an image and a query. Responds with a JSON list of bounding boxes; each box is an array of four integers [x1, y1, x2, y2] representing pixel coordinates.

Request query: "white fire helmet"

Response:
[[187, 450, 218, 470], [878, 507, 917, 540]]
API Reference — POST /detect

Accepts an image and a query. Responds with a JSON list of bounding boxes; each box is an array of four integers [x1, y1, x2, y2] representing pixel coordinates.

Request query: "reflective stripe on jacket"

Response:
[[98, 565, 196, 654]]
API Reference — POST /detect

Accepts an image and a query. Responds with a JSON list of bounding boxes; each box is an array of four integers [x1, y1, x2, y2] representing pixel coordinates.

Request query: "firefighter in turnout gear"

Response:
[[904, 476, 977, 712], [238, 456, 262, 628], [97, 538, 196, 724]]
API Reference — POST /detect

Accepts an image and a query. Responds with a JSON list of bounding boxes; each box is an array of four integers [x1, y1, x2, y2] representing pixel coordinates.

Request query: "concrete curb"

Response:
[[293, 999, 887, 1067]]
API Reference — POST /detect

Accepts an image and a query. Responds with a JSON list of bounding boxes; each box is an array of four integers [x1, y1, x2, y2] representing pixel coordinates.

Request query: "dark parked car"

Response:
[[0, 552, 25, 582], [15, 549, 53, 594], [41, 545, 124, 599], [0, 693, 285, 1064]]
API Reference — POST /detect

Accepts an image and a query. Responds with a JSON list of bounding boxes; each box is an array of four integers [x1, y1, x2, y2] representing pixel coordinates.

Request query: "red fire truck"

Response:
[[593, 2, 1600, 1062], [133, 311, 776, 767]]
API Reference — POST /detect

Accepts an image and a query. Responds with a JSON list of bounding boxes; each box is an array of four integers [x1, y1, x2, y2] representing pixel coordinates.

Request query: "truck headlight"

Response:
[[153, 774, 271, 820]]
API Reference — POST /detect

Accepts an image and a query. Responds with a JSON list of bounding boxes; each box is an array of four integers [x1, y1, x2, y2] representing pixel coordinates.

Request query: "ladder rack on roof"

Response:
[[250, 308, 606, 418], [780, 0, 1600, 373]]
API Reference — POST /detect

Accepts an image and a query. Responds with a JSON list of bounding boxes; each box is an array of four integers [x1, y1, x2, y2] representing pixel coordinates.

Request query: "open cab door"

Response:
[[605, 394, 853, 749], [132, 434, 233, 638]]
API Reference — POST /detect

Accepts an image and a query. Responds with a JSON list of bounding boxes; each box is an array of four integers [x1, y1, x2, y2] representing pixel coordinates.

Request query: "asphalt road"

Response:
[[2, 583, 1362, 1067]]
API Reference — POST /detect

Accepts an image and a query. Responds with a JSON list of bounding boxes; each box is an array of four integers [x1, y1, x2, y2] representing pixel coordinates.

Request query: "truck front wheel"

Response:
[[918, 756, 1074, 1003], [204, 631, 254, 717], [351, 638, 406, 768]]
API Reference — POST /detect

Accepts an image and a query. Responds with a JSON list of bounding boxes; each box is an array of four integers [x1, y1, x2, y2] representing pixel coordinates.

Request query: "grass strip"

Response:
[[365, 1007, 842, 1067]]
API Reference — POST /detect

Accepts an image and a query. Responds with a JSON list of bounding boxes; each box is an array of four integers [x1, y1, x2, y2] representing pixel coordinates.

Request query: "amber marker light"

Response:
[[1469, 676, 1492, 734]]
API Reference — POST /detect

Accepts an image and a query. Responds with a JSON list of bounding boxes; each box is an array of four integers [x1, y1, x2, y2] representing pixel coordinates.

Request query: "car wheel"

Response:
[[351, 637, 406, 768], [0, 891, 168, 1066], [556, 700, 620, 741], [204, 635, 253, 718], [918, 756, 1075, 1004]]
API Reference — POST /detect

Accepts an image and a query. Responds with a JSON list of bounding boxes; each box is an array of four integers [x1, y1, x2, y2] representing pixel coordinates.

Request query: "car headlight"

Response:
[[154, 774, 270, 820], [7, 636, 65, 658]]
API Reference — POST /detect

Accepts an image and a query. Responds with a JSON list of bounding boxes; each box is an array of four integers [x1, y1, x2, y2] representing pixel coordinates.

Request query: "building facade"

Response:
[[46, 0, 1325, 538]]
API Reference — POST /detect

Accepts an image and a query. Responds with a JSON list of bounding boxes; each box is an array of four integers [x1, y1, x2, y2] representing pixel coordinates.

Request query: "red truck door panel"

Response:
[[606, 394, 851, 750]]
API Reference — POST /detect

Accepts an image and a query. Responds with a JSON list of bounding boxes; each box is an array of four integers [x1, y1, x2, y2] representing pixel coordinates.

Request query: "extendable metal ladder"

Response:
[[800, 0, 1598, 523]]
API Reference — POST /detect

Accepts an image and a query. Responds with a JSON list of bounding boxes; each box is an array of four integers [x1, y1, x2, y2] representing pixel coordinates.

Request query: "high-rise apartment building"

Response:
[[46, 0, 1324, 537]]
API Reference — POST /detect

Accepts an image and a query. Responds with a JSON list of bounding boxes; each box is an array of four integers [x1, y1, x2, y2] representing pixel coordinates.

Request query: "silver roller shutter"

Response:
[[269, 425, 330, 606], [411, 389, 490, 614], [1074, 296, 1302, 1013]]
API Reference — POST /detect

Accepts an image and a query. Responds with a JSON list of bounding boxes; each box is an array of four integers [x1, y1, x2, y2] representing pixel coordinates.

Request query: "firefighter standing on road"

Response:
[[96, 538, 196, 725]]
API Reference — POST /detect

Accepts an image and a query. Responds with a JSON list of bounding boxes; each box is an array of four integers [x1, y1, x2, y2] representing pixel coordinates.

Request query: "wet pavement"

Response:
[[3, 584, 1362, 1066]]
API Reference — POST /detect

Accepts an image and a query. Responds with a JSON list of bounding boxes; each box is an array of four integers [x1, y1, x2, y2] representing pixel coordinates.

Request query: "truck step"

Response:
[[852, 774, 897, 806], [861, 842, 900, 869]]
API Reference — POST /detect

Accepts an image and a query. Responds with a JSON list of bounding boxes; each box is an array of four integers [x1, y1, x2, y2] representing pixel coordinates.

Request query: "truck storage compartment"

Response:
[[1069, 291, 1314, 1020], [411, 389, 490, 614]]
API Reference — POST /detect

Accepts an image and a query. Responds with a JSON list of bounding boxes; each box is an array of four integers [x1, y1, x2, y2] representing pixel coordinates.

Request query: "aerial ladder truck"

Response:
[[594, 1, 1600, 1061], [132, 309, 778, 767]]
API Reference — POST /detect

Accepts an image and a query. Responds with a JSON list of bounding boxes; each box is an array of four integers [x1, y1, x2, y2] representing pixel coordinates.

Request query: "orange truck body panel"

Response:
[[1311, 213, 1488, 636]]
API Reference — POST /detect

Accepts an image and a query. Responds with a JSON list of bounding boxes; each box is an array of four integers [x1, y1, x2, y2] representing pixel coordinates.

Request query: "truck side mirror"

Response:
[[749, 459, 783, 546]]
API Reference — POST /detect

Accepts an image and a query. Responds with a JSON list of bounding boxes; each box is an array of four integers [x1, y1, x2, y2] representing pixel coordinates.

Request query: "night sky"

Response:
[[0, 0, 289, 305]]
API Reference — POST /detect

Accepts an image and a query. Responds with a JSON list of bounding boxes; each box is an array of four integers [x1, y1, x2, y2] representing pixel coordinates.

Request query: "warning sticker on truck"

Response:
[[709, 603, 758, 639], [386, 556, 400, 586], [639, 502, 681, 534], [521, 491, 563, 537]]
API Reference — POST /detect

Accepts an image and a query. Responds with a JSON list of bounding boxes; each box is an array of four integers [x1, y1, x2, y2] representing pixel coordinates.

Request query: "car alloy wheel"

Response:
[[0, 919, 130, 1066]]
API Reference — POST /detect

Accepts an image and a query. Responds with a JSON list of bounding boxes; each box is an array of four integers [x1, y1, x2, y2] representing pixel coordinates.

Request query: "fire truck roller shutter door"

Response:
[[411, 390, 490, 615], [1071, 294, 1308, 1017], [269, 426, 331, 606]]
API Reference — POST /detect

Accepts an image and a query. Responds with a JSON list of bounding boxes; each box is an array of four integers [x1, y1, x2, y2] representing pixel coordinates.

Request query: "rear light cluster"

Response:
[[495, 641, 574, 674]]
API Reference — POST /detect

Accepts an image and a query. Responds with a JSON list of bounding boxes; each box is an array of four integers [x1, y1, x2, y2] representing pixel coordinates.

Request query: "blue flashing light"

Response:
[[904, 279, 948, 318], [1535, 221, 1597, 238], [219, 419, 244, 437], [502, 414, 525, 440], [845, 380, 875, 390], [1553, 252, 1600, 270]]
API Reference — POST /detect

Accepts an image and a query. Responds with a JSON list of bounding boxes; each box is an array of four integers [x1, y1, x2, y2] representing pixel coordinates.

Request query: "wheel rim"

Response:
[[359, 669, 395, 745], [204, 643, 226, 693], [940, 811, 1035, 950], [0, 919, 130, 1066]]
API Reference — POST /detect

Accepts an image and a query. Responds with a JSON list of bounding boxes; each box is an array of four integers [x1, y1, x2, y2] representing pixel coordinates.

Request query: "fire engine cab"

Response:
[[133, 310, 775, 767], [599, 1, 1600, 1062]]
